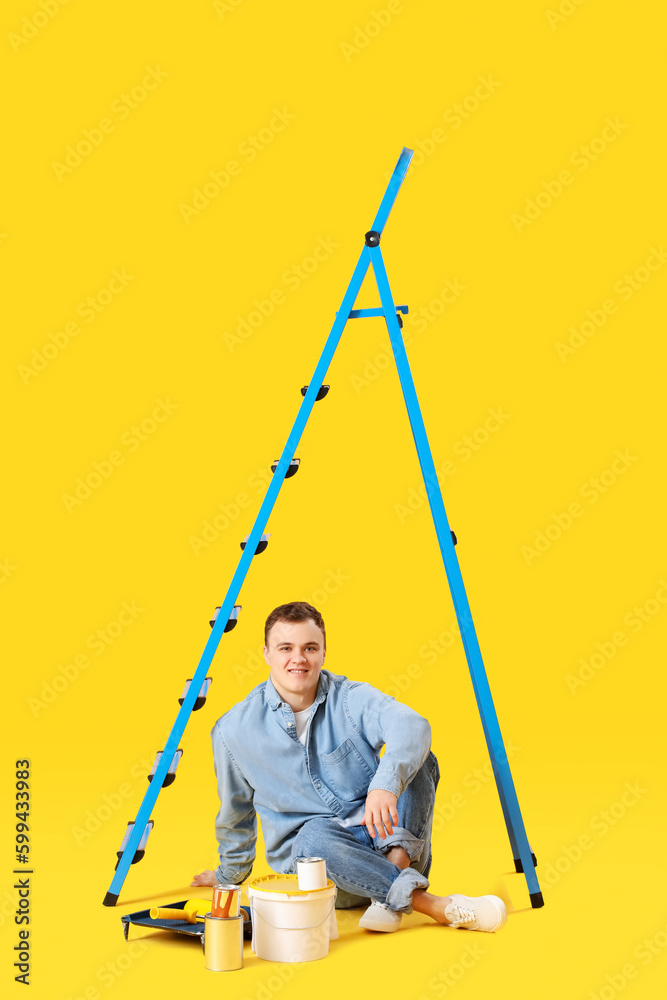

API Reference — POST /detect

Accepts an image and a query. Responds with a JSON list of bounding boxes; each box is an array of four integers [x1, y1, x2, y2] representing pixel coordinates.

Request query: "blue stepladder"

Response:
[[103, 146, 543, 908]]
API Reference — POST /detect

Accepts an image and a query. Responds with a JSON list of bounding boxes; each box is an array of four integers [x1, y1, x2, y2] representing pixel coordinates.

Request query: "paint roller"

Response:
[[150, 900, 210, 923]]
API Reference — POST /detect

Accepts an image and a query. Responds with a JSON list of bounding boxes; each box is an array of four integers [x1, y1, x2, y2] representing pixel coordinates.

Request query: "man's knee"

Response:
[[399, 751, 439, 806], [425, 750, 440, 785], [291, 816, 340, 864]]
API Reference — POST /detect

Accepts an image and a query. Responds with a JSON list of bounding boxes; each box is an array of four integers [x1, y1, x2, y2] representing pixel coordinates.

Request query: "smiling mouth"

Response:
[[287, 668, 308, 674]]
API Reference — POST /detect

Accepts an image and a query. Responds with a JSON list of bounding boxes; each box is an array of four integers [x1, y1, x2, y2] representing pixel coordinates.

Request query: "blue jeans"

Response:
[[287, 751, 440, 914]]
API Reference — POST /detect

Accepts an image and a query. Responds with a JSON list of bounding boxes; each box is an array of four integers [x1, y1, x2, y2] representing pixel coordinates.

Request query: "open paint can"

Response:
[[296, 857, 327, 891], [212, 883, 241, 918]]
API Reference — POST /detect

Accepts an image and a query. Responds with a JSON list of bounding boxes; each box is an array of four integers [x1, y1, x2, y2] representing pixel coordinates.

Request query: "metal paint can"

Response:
[[204, 913, 244, 971], [212, 882, 241, 918], [295, 856, 327, 891]]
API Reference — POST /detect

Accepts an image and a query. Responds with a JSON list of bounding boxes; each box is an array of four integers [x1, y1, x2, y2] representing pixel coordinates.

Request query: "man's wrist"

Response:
[[367, 779, 401, 798]]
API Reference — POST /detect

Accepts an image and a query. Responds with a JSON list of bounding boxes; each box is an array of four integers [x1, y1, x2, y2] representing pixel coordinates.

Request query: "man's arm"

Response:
[[346, 680, 432, 796], [345, 681, 431, 837], [211, 722, 257, 884]]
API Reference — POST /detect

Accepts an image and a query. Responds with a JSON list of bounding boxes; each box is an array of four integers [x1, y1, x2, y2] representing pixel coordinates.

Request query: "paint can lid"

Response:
[[248, 873, 334, 895]]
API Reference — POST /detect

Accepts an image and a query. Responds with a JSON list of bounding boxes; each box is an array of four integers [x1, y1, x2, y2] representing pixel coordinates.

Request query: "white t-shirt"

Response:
[[293, 707, 312, 744], [292, 706, 366, 828]]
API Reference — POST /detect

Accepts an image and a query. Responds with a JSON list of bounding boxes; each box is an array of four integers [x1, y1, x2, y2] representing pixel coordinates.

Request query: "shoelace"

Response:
[[446, 903, 476, 926]]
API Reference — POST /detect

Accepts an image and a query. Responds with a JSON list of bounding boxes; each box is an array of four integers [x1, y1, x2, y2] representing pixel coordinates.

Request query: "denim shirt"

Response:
[[211, 669, 431, 883]]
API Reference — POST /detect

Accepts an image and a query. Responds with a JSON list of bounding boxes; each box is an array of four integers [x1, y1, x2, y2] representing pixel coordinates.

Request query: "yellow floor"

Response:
[[3, 1, 666, 996]]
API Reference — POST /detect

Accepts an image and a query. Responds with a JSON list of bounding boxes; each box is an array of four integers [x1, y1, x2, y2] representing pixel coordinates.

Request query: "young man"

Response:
[[191, 601, 507, 933]]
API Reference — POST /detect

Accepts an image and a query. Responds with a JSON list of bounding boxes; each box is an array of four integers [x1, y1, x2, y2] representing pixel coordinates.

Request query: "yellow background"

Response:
[[2, 1, 666, 997]]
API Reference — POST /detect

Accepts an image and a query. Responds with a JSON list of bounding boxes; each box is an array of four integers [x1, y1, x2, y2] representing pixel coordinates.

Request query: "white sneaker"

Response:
[[444, 894, 507, 933], [358, 901, 403, 932]]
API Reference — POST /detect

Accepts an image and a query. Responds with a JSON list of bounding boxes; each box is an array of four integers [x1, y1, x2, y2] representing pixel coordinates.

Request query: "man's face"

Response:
[[263, 618, 326, 709]]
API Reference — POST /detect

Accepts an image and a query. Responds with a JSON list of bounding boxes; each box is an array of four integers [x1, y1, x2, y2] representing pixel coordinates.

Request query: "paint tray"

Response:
[[120, 899, 252, 941]]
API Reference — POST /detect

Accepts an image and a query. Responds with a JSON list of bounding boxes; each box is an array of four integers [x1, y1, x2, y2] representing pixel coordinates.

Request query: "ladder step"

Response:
[[301, 384, 329, 401], [209, 604, 241, 630], [148, 749, 183, 788], [271, 458, 300, 478], [240, 533, 270, 554], [514, 850, 538, 873], [179, 676, 212, 711], [336, 306, 408, 319], [114, 820, 154, 869]]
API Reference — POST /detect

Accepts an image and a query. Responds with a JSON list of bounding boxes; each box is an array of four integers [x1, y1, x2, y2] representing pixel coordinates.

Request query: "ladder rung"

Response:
[[514, 850, 538, 873], [271, 458, 300, 478], [240, 533, 270, 554], [179, 676, 212, 711], [300, 384, 329, 401], [115, 820, 154, 869], [336, 305, 408, 319], [209, 604, 241, 630], [148, 749, 183, 788]]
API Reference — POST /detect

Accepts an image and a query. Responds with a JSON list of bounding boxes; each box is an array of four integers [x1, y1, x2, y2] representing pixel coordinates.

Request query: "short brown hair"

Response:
[[264, 602, 326, 648]]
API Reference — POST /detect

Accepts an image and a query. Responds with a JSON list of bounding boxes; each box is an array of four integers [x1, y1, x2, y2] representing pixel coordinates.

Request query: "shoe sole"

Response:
[[358, 915, 402, 933], [488, 897, 507, 932]]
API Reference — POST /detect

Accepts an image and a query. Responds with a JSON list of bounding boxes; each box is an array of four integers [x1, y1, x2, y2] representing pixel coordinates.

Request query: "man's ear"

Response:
[[263, 645, 270, 665]]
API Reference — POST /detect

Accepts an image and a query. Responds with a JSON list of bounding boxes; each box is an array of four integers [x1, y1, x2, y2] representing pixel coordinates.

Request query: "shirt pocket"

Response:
[[319, 738, 375, 800]]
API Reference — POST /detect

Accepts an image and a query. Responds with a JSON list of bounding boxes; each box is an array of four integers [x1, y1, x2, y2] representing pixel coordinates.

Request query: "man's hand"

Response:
[[360, 788, 399, 839], [190, 869, 218, 887]]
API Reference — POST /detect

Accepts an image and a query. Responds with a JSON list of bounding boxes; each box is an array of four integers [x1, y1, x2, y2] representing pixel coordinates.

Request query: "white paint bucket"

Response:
[[248, 874, 338, 963]]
